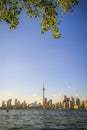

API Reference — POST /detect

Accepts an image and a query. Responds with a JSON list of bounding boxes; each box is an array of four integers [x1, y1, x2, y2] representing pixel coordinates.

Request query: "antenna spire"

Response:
[[42, 81, 45, 109]]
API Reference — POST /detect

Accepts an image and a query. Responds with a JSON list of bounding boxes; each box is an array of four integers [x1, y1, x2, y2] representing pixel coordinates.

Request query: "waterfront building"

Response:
[[63, 102, 69, 109], [7, 99, 12, 109], [55, 102, 63, 109], [17, 100, 21, 108], [84, 100, 87, 110], [15, 99, 17, 105], [63, 96, 67, 102], [28, 101, 41, 109], [55, 103, 58, 109], [69, 100, 74, 109], [74, 104, 79, 109], [14, 99, 18, 108], [22, 100, 27, 108], [2, 101, 6, 109], [75, 97, 80, 109], [63, 96, 70, 109], [14, 99, 21, 109], [44, 98, 48, 108], [56, 102, 64, 109], [69, 96, 74, 109], [48, 99, 52, 108]]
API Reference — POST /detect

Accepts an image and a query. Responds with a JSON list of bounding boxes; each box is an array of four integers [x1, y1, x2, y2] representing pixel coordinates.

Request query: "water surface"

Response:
[[0, 110, 87, 130]]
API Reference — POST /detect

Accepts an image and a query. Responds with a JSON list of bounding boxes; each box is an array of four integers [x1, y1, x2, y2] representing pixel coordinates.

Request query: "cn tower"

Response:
[[42, 82, 45, 109]]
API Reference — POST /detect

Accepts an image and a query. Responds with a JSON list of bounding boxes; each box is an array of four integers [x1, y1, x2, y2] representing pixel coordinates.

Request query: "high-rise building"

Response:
[[7, 99, 12, 109], [2, 101, 6, 109], [14, 99, 18, 108], [48, 99, 52, 108], [17, 100, 21, 108], [75, 97, 80, 109], [42, 82, 45, 109], [44, 98, 47, 108], [69, 96, 74, 109], [63, 96, 70, 109], [73, 97, 80, 110]]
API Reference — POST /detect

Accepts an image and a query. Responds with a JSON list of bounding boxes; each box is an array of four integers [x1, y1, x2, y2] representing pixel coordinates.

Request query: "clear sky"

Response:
[[0, 0, 87, 104]]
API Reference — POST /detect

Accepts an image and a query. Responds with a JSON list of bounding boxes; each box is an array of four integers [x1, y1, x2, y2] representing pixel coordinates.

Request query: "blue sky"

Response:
[[0, 0, 87, 104]]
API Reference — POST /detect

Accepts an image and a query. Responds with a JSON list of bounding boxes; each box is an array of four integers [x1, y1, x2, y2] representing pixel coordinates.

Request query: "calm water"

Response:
[[0, 110, 87, 130]]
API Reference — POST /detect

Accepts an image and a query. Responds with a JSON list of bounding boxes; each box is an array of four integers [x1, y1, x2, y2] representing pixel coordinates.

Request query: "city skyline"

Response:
[[0, 93, 87, 110], [0, 0, 87, 103], [0, 83, 87, 107]]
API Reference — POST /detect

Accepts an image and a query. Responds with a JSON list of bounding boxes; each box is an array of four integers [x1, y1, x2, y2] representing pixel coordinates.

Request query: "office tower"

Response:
[[2, 101, 6, 109], [84, 100, 87, 110], [22, 100, 27, 108], [14, 99, 18, 108], [63, 96, 70, 109], [69, 96, 74, 109], [48, 99, 52, 108], [7, 99, 12, 109], [73, 97, 80, 110], [45, 98, 47, 108], [76, 97, 80, 109], [42, 82, 45, 109], [17, 100, 20, 108]]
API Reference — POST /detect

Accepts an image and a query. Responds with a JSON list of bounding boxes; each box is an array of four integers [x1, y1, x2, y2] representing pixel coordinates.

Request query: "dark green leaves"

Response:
[[0, 0, 79, 38]]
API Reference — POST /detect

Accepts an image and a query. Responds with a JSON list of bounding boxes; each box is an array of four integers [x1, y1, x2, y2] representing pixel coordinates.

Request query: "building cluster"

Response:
[[55, 96, 87, 110], [1, 99, 28, 109], [1, 98, 42, 109], [0, 83, 87, 110], [42, 96, 87, 110], [42, 83, 87, 110], [0, 96, 87, 110]]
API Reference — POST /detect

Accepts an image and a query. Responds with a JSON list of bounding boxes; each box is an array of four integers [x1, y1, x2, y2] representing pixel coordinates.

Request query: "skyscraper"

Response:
[[42, 82, 45, 109]]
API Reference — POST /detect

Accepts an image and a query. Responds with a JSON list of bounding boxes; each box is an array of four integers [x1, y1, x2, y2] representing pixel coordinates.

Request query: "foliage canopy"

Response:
[[0, 0, 79, 38]]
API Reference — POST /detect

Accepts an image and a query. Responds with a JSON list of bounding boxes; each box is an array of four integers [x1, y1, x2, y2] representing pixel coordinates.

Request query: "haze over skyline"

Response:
[[0, 0, 87, 104]]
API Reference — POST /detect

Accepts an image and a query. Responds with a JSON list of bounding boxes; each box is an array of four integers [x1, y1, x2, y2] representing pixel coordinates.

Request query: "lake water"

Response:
[[0, 109, 87, 130]]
